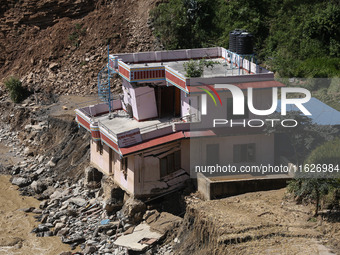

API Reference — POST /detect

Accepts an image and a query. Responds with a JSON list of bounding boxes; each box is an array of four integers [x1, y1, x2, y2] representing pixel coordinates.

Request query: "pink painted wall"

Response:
[[112, 155, 134, 194], [90, 140, 135, 194], [114, 47, 222, 64], [122, 79, 158, 121], [91, 138, 191, 196], [90, 141, 111, 175]]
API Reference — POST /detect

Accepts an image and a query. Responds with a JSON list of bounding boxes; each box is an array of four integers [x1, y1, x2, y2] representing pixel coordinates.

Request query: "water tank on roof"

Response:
[[236, 32, 253, 55], [229, 29, 242, 52]]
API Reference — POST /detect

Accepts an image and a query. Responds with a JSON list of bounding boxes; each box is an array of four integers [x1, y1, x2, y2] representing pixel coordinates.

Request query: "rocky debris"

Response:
[[0, 0, 161, 99], [0, 102, 178, 254], [119, 197, 146, 224]]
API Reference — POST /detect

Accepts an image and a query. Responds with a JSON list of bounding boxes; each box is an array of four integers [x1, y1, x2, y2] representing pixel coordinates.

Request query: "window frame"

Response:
[[121, 157, 128, 180], [160, 150, 181, 178], [233, 143, 256, 163]]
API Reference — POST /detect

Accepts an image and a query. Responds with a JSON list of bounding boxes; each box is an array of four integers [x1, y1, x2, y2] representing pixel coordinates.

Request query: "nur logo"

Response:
[[200, 84, 311, 116], [198, 85, 223, 115]]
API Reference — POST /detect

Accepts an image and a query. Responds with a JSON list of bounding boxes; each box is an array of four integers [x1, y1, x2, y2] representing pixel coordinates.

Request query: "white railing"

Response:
[[139, 114, 196, 134]]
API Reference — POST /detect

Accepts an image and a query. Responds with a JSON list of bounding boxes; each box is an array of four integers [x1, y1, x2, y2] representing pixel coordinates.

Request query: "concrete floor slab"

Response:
[[113, 223, 163, 251], [95, 111, 176, 135]]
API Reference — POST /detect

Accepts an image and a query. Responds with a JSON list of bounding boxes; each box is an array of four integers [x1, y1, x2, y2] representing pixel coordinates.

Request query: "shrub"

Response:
[[4, 76, 25, 103], [68, 23, 86, 47], [183, 60, 204, 77], [183, 59, 219, 77]]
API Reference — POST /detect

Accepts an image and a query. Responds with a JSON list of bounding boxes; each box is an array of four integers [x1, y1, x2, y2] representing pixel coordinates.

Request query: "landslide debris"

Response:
[[0, 0, 160, 97]]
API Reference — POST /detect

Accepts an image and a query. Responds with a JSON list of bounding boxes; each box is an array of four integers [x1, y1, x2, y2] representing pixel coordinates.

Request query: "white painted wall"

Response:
[[190, 133, 275, 172], [192, 88, 274, 129]]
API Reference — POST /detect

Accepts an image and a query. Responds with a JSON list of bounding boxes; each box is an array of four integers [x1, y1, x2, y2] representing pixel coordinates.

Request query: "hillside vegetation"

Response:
[[151, 0, 340, 78]]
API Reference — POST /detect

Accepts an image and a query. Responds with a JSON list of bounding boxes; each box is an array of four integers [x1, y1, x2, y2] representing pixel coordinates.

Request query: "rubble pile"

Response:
[[0, 0, 161, 97], [0, 111, 179, 255]]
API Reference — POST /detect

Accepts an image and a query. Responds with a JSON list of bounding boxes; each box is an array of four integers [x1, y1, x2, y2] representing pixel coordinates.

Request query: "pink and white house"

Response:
[[75, 47, 287, 198]]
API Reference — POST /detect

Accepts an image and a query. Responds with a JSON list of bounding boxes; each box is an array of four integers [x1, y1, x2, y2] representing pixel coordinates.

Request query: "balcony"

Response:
[[75, 98, 196, 151]]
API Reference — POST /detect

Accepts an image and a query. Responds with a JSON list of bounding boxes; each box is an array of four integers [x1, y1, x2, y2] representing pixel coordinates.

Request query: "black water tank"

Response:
[[229, 29, 242, 52], [236, 32, 253, 54]]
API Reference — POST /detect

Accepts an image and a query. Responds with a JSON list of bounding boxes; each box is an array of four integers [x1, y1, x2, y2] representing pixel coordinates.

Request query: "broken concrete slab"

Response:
[[113, 223, 162, 252]]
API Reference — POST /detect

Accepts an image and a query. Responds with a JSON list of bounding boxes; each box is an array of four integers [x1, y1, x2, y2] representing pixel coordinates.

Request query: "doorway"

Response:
[[155, 86, 181, 118]]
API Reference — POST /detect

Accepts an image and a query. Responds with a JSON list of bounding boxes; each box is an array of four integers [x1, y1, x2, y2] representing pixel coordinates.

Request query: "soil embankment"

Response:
[[175, 189, 340, 255]]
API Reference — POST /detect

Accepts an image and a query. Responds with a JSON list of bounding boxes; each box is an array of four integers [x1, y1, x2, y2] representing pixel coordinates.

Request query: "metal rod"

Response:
[[107, 45, 112, 117]]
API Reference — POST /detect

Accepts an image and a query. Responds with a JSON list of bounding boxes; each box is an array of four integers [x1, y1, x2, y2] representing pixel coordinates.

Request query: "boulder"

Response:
[[37, 155, 44, 163], [31, 180, 47, 194], [22, 207, 35, 213], [103, 199, 123, 214], [83, 245, 97, 254], [119, 197, 146, 224], [54, 223, 65, 235], [68, 197, 86, 207], [23, 147, 33, 156], [35, 167, 45, 175], [46, 160, 56, 167], [11, 177, 31, 187], [57, 228, 69, 237]]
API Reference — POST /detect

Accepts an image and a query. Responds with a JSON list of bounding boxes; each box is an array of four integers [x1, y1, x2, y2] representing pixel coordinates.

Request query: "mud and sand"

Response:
[[0, 175, 72, 255]]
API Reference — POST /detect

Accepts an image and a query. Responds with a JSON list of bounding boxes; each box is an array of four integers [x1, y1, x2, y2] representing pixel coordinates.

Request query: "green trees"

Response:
[[265, 111, 337, 165], [150, 0, 219, 49], [150, 0, 340, 77], [288, 138, 340, 216], [4, 76, 26, 103], [265, 111, 339, 216]]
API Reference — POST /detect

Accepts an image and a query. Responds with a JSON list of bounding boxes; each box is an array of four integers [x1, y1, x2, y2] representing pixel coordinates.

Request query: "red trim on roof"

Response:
[[120, 132, 185, 156], [101, 132, 119, 152], [165, 70, 186, 90], [188, 80, 285, 93], [76, 114, 90, 131]]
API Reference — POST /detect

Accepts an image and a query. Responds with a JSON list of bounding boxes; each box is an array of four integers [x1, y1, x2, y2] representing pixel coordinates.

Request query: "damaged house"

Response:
[[75, 46, 290, 199]]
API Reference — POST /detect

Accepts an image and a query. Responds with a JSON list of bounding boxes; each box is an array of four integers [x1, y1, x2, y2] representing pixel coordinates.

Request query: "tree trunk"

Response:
[[314, 187, 320, 216]]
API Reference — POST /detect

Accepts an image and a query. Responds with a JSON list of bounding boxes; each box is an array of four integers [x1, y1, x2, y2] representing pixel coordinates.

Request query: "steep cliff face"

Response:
[[0, 0, 160, 96]]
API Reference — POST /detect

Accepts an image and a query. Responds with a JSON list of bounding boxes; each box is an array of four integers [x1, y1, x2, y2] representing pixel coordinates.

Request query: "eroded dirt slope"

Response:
[[0, 0, 160, 96], [175, 189, 340, 255]]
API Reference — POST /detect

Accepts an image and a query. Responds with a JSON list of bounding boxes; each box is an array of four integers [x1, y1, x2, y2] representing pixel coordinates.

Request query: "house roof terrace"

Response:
[[108, 47, 274, 93]]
